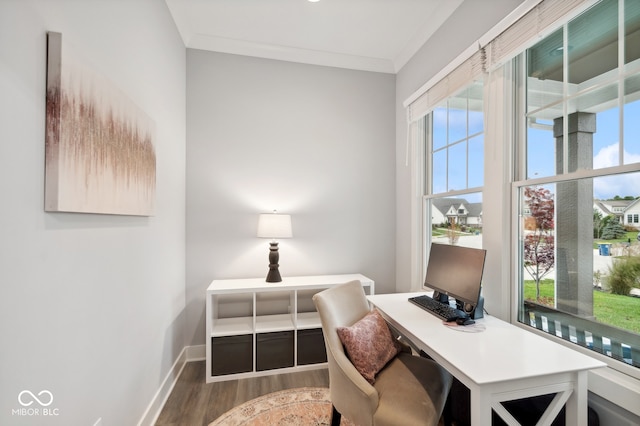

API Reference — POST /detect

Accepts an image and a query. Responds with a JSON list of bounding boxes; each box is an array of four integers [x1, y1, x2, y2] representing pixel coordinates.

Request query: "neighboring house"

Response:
[[623, 198, 640, 229], [594, 199, 639, 228], [431, 198, 482, 228], [593, 200, 613, 219]]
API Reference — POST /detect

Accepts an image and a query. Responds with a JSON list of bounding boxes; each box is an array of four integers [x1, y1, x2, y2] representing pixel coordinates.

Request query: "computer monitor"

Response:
[[423, 243, 486, 308]]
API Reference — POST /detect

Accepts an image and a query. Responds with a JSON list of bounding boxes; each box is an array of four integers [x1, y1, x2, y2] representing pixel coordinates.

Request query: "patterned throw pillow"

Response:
[[336, 309, 401, 384]]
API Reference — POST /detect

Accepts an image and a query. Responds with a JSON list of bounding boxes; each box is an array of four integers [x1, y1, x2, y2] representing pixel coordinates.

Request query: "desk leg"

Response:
[[470, 385, 492, 426], [565, 371, 588, 426]]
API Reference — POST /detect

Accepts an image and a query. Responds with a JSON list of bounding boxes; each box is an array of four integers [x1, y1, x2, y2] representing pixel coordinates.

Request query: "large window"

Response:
[[517, 0, 640, 371], [423, 81, 484, 270]]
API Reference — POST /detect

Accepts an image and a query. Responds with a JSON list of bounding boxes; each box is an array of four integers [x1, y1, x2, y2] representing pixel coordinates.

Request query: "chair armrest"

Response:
[[326, 340, 379, 423]]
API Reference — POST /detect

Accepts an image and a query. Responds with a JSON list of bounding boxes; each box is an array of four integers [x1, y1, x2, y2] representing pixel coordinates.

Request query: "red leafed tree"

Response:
[[523, 186, 555, 301]]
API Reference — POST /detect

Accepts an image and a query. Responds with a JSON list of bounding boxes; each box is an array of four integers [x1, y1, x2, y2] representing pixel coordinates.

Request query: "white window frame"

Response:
[[411, 86, 486, 292], [512, 0, 640, 382], [406, 0, 640, 417]]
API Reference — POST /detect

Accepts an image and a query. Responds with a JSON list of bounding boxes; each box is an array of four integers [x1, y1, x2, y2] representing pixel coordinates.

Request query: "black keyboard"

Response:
[[408, 295, 467, 321]]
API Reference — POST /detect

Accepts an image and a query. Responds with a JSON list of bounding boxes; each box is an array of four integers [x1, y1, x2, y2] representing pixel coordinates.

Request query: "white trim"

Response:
[[589, 368, 640, 417], [136, 347, 188, 426], [513, 163, 640, 189], [186, 344, 206, 361], [589, 391, 640, 425], [409, 119, 425, 291], [403, 42, 481, 109], [188, 34, 396, 74], [424, 186, 484, 201]]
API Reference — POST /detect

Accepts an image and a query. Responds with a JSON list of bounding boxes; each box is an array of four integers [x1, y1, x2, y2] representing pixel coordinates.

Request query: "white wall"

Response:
[[0, 1, 186, 425], [185, 50, 396, 345]]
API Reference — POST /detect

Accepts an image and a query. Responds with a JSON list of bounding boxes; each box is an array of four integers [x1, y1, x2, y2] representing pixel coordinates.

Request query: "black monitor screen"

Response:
[[423, 243, 486, 307]]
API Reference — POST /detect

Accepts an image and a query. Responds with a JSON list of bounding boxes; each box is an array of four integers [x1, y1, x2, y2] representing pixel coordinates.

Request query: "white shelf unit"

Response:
[[206, 274, 374, 383]]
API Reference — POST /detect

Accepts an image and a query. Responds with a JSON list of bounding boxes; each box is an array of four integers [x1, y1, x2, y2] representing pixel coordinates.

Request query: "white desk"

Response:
[[367, 292, 606, 426]]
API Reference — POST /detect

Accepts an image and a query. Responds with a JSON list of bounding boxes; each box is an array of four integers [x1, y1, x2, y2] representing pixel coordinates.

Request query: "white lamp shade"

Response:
[[257, 213, 292, 239]]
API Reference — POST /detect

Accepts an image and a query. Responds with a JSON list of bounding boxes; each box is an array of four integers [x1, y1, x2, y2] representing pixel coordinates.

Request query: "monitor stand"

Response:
[[456, 295, 484, 319]]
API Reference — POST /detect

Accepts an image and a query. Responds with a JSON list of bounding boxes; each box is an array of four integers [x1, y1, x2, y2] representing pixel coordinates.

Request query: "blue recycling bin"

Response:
[[598, 243, 611, 256]]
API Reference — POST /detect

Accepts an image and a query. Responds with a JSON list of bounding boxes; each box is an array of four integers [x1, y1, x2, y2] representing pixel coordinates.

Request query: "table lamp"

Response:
[[257, 211, 292, 282]]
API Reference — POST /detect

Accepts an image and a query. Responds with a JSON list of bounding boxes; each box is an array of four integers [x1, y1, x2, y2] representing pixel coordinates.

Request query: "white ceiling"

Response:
[[164, 0, 464, 74]]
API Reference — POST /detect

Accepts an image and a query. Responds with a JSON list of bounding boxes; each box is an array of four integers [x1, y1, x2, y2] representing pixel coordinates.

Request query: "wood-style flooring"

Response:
[[154, 361, 329, 426]]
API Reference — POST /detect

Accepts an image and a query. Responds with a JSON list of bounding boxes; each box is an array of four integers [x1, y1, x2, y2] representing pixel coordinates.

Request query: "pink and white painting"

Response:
[[45, 32, 156, 216]]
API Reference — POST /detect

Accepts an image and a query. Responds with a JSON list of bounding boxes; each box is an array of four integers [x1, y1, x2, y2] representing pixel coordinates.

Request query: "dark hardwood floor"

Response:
[[154, 361, 330, 426]]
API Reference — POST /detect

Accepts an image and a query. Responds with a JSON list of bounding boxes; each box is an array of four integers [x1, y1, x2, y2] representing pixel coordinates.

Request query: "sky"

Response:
[[429, 91, 640, 203]]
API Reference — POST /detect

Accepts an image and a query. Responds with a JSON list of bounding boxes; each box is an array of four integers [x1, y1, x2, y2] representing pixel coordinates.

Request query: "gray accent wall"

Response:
[[186, 50, 396, 346], [0, 1, 186, 425]]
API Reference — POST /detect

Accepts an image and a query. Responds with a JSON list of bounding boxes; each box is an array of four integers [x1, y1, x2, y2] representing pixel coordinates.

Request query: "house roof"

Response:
[[598, 199, 635, 208], [431, 198, 482, 217], [624, 198, 640, 212], [594, 199, 639, 215], [431, 198, 468, 215], [594, 200, 612, 215], [466, 202, 483, 217]]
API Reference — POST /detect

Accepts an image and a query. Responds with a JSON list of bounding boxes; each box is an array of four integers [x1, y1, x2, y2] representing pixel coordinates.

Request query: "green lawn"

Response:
[[432, 227, 481, 238], [524, 280, 640, 334], [593, 231, 640, 248], [432, 228, 446, 237]]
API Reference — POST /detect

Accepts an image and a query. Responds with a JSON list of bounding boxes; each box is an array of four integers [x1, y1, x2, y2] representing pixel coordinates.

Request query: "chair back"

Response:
[[313, 280, 379, 425]]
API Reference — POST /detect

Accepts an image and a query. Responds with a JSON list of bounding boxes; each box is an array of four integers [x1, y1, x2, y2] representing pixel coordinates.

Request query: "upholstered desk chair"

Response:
[[313, 280, 453, 426]]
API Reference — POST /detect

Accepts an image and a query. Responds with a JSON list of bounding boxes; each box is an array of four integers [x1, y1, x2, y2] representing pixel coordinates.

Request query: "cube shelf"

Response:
[[205, 274, 374, 382]]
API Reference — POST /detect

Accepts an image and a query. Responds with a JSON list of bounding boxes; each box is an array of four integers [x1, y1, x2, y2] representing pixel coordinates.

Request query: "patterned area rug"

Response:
[[208, 387, 355, 426]]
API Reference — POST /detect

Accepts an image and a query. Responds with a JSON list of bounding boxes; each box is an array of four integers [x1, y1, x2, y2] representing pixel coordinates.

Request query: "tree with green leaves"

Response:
[[594, 212, 618, 239], [594, 209, 604, 239], [602, 220, 626, 240]]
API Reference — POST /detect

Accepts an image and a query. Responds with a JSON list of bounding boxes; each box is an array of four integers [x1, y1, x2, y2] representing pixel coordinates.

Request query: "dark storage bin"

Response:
[[297, 328, 327, 365], [211, 335, 253, 376], [256, 331, 294, 371]]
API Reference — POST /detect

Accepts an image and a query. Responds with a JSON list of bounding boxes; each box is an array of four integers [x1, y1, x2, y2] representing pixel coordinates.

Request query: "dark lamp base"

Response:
[[266, 268, 282, 283], [265, 241, 283, 283]]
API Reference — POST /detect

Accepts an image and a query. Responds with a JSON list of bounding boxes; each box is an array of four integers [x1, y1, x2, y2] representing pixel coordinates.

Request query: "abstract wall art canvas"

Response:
[[45, 32, 156, 216]]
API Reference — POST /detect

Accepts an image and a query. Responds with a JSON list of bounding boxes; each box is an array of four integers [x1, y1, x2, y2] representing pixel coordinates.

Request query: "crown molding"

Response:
[[188, 34, 396, 74]]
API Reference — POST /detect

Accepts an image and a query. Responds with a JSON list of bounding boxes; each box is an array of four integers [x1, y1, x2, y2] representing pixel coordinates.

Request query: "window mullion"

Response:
[[618, 0, 625, 166], [446, 103, 450, 192], [466, 91, 470, 189], [562, 23, 569, 175]]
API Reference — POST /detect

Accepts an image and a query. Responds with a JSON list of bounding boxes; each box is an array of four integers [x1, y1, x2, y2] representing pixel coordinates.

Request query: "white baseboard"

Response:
[[589, 392, 640, 426], [136, 345, 206, 426], [588, 368, 640, 421], [186, 344, 206, 361], [136, 347, 189, 426]]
